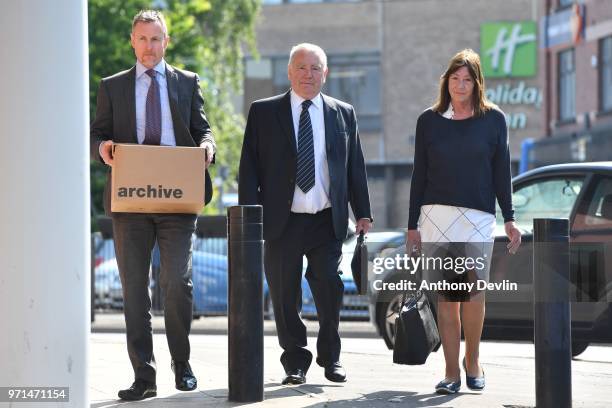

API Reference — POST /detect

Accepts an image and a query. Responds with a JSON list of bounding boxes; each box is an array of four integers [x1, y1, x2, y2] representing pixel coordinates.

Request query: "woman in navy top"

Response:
[[406, 49, 522, 395]]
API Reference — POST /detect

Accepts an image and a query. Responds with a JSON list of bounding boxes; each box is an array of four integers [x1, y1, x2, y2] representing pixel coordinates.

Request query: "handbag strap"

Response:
[[400, 247, 424, 306]]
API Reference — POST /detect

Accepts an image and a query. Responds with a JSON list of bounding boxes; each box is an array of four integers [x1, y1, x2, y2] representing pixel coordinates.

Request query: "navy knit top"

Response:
[[407, 108, 514, 229]]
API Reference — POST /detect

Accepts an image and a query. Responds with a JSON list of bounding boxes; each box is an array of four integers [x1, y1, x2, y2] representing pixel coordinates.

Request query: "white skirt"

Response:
[[418, 204, 496, 283]]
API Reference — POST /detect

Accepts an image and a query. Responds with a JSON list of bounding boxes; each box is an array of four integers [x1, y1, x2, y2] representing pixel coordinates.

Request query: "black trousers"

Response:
[[264, 208, 344, 373], [112, 212, 197, 384]]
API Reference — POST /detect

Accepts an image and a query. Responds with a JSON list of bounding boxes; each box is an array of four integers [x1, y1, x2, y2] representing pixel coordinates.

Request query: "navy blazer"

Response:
[[238, 91, 372, 241]]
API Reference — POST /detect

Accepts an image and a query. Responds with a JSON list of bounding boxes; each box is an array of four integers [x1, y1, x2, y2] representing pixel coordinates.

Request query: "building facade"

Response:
[[243, 0, 550, 227], [530, 0, 612, 167]]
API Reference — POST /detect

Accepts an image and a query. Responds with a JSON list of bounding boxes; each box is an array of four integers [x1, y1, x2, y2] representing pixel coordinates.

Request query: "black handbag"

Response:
[[350, 231, 368, 295], [392, 289, 441, 365]]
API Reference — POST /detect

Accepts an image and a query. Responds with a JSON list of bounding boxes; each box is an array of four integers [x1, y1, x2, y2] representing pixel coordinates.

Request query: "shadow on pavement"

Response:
[[90, 386, 462, 407], [303, 390, 460, 407]]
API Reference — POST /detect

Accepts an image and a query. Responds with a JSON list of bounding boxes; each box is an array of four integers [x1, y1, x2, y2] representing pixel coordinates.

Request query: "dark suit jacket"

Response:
[[238, 91, 372, 241], [90, 63, 215, 215]]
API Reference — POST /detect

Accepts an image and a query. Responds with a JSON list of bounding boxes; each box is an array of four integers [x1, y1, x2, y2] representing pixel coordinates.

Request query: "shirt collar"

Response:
[[442, 102, 474, 119], [290, 90, 322, 112], [136, 59, 166, 79], [442, 103, 454, 119]]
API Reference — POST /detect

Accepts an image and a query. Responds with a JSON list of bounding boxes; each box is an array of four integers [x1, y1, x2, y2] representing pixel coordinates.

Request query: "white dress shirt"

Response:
[[442, 104, 455, 119], [135, 59, 176, 146], [290, 91, 331, 214]]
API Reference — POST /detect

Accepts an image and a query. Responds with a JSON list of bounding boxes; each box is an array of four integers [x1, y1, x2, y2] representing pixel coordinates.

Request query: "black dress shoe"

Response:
[[281, 368, 306, 385], [117, 379, 157, 401], [171, 360, 198, 391], [324, 362, 347, 383]]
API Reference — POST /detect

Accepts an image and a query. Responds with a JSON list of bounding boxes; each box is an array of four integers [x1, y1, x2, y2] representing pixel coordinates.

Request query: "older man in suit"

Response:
[[239, 43, 372, 385], [90, 10, 215, 401]]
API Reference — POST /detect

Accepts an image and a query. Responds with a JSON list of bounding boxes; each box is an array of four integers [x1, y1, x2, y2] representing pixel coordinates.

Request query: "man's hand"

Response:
[[405, 229, 421, 255], [355, 218, 372, 235], [99, 140, 114, 166], [200, 141, 214, 168], [505, 221, 522, 254]]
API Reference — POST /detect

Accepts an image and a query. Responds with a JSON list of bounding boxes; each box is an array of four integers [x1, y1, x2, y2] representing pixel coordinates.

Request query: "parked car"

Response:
[[300, 231, 405, 320], [94, 228, 403, 321], [93, 237, 121, 309], [94, 258, 123, 309], [369, 162, 612, 357], [192, 249, 232, 316]]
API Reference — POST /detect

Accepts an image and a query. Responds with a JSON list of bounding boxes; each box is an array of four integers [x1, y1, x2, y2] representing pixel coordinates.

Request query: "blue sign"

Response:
[[540, 4, 585, 48]]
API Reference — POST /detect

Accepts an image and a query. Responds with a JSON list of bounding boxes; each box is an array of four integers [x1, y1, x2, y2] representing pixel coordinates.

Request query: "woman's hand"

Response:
[[405, 229, 422, 255], [505, 221, 522, 254]]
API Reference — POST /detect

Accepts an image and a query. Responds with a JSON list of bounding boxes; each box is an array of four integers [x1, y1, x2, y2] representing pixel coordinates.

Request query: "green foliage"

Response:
[[88, 0, 260, 217]]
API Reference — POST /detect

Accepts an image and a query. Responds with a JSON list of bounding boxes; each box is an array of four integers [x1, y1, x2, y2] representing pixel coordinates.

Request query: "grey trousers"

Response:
[[112, 212, 197, 383]]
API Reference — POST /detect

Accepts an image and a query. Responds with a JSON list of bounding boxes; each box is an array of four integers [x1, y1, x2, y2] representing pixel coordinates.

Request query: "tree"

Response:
[[88, 0, 260, 218]]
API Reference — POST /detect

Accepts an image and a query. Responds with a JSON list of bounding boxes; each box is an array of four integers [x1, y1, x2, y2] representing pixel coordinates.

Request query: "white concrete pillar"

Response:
[[0, 1, 89, 407]]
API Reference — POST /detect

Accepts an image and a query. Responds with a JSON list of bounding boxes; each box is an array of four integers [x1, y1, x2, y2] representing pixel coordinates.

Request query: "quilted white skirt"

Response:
[[418, 204, 496, 288]]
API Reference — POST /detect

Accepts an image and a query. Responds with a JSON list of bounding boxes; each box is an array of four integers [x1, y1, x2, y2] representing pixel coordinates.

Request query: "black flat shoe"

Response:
[[118, 379, 157, 401], [172, 360, 198, 391], [282, 368, 306, 385], [324, 362, 347, 383]]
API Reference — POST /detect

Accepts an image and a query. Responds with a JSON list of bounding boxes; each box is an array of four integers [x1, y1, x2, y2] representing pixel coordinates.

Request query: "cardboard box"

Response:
[[111, 143, 206, 214]]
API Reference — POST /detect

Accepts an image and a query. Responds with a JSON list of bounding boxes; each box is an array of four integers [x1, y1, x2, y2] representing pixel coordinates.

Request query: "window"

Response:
[[251, 53, 382, 131], [325, 54, 381, 131], [558, 48, 576, 122], [263, 0, 359, 3], [573, 176, 612, 230], [601, 36, 612, 112], [569, 175, 612, 303], [497, 177, 584, 232]]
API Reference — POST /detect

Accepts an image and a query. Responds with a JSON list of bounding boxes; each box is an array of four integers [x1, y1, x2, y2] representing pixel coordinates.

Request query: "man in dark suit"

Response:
[[90, 10, 215, 401], [239, 43, 372, 385]]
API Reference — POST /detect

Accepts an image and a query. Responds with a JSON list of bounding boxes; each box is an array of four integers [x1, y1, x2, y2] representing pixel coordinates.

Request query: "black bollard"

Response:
[[533, 218, 571, 408], [228, 205, 264, 402]]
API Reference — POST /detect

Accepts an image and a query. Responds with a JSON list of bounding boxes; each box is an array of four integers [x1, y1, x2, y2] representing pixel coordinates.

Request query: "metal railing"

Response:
[[91, 215, 372, 320], [91, 215, 227, 318]]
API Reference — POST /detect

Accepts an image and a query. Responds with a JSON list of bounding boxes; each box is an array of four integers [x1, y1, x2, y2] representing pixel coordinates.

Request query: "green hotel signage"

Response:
[[481, 21, 537, 77]]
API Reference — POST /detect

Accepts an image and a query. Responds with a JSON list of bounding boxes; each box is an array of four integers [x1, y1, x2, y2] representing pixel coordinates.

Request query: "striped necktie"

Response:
[[296, 100, 315, 193], [143, 69, 161, 145]]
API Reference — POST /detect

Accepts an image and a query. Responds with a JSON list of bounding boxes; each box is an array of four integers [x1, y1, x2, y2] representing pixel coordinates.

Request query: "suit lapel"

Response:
[[276, 91, 297, 155], [123, 66, 138, 143], [165, 65, 184, 134], [322, 93, 338, 158]]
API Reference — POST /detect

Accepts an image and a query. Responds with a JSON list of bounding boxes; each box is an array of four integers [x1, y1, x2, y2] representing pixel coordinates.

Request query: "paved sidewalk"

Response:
[[92, 312, 378, 338], [90, 328, 612, 407]]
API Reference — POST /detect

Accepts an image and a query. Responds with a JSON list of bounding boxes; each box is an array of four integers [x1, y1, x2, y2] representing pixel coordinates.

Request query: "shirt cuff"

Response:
[[98, 142, 106, 159]]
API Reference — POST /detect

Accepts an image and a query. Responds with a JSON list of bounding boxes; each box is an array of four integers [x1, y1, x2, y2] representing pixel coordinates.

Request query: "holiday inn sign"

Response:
[[481, 21, 537, 78]]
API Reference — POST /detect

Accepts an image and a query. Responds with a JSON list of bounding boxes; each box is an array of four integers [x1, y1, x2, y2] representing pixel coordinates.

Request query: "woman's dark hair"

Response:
[[432, 48, 496, 117]]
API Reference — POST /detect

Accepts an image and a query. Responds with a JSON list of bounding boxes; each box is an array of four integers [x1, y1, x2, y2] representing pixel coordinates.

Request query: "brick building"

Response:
[[530, 0, 612, 167], [243, 0, 553, 227]]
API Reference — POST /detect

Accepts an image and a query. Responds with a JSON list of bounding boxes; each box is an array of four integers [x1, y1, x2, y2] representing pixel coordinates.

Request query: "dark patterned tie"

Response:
[[296, 99, 315, 193], [144, 69, 161, 145]]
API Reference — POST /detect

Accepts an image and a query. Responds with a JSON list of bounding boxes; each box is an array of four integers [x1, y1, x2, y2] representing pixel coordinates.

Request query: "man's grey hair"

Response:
[[289, 43, 327, 68], [132, 10, 168, 37]]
